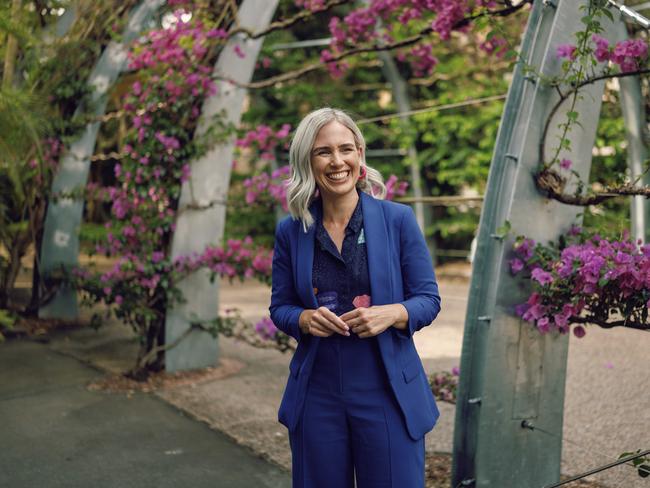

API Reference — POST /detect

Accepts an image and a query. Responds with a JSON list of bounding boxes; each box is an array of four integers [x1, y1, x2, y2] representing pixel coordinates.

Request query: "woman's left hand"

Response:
[[340, 304, 408, 338]]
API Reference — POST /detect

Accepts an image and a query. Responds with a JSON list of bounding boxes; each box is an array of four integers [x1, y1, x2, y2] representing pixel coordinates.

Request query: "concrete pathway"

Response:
[[4, 269, 648, 488], [0, 339, 291, 488]]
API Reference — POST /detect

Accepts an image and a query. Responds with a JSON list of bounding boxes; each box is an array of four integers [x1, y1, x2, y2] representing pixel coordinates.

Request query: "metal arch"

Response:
[[452, 2, 626, 486], [163, 0, 280, 372], [38, 0, 166, 319]]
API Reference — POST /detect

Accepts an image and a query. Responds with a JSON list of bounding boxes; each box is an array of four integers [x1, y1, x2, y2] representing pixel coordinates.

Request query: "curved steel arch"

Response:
[[451, 2, 644, 486]]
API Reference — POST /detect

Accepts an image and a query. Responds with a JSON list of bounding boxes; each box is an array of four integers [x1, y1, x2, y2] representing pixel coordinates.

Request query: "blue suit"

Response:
[[270, 191, 441, 486]]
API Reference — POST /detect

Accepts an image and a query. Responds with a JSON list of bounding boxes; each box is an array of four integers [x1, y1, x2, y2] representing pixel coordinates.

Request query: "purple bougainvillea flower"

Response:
[[531, 268, 554, 285], [451, 366, 460, 376], [560, 158, 572, 169], [573, 325, 586, 338], [515, 302, 530, 317], [592, 34, 611, 62], [556, 44, 577, 59], [509, 258, 524, 274], [536, 316, 551, 333], [514, 238, 536, 261]]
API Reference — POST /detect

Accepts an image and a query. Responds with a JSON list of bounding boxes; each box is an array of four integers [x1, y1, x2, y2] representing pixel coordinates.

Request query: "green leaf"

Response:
[[494, 220, 512, 239]]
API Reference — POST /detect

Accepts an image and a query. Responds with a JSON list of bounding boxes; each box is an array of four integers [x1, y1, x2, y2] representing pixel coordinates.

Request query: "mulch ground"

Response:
[[86, 357, 244, 394]]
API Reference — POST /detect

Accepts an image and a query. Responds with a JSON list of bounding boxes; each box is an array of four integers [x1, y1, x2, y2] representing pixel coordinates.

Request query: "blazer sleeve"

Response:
[[269, 219, 304, 342], [397, 206, 441, 338]]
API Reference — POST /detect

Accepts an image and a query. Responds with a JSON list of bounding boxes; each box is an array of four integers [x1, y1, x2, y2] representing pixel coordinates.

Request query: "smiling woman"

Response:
[[270, 107, 442, 488], [285, 108, 386, 231], [310, 123, 361, 200]]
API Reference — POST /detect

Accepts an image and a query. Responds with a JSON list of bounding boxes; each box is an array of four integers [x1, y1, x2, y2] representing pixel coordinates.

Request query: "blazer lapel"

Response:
[[295, 204, 319, 310], [361, 192, 392, 305], [360, 192, 396, 380]]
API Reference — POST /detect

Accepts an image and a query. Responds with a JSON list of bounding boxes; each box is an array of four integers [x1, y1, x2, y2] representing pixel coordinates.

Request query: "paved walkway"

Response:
[[3, 268, 648, 488], [0, 339, 291, 488]]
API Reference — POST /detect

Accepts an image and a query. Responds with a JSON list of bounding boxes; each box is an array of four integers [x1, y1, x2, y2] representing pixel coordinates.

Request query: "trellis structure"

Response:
[[39, 0, 165, 319], [452, 1, 647, 487]]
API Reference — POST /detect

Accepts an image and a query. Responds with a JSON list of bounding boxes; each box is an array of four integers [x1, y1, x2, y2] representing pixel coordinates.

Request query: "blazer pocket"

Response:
[[402, 358, 423, 383]]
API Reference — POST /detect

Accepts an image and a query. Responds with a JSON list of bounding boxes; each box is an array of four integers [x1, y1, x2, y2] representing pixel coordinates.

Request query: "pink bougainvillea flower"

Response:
[[556, 44, 577, 60], [254, 317, 279, 340], [592, 34, 611, 62], [509, 258, 524, 274], [572, 325, 586, 338], [531, 268, 554, 285]]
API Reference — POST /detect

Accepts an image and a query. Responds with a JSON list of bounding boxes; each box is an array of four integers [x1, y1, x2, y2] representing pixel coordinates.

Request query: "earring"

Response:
[[358, 165, 367, 180]]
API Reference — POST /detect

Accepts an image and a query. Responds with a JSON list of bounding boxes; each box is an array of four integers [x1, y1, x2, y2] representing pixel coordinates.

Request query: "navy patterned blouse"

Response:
[[309, 195, 388, 393]]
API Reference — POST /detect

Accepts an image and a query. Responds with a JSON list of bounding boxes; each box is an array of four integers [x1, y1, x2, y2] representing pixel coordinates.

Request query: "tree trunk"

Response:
[[2, 0, 22, 89]]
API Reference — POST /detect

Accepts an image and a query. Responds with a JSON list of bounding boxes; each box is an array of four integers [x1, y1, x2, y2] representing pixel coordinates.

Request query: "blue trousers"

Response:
[[289, 383, 425, 487]]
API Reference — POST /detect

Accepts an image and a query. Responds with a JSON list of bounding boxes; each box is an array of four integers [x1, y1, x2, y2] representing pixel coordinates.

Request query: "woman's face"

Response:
[[310, 121, 363, 200]]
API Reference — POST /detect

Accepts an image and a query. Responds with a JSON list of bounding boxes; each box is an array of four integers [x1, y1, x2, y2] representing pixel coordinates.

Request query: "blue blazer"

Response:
[[269, 191, 441, 440]]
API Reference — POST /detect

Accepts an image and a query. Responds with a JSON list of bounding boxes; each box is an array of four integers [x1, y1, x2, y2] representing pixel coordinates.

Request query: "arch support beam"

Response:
[[452, 2, 621, 486], [163, 0, 279, 372], [39, 0, 165, 319]]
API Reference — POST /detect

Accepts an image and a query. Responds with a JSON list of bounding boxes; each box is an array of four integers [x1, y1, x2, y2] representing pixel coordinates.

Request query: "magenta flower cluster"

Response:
[[429, 366, 459, 403], [243, 166, 291, 211], [318, 0, 500, 79], [557, 34, 648, 73], [173, 236, 273, 282], [294, 0, 327, 12], [235, 123, 291, 161], [28, 137, 62, 186], [384, 174, 409, 200], [254, 316, 280, 340], [510, 227, 650, 337], [91, 237, 273, 306], [73, 11, 279, 322]]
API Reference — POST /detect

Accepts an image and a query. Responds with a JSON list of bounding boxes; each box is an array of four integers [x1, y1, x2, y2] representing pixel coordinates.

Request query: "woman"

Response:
[[269, 107, 441, 487]]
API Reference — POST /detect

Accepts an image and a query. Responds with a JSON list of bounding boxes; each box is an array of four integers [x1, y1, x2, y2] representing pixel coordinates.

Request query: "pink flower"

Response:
[[572, 325, 586, 338], [233, 44, 246, 59], [255, 317, 279, 340], [353, 294, 372, 308], [536, 316, 551, 333], [509, 258, 524, 274], [556, 44, 577, 60], [592, 34, 610, 62], [560, 158, 572, 169], [531, 268, 554, 285]]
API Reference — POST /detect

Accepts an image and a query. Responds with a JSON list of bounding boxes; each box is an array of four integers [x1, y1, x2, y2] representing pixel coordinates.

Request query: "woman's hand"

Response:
[[299, 307, 350, 337], [340, 304, 408, 338]]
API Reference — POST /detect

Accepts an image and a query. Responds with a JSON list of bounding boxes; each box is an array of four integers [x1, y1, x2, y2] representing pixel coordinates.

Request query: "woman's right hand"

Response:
[[299, 307, 350, 337]]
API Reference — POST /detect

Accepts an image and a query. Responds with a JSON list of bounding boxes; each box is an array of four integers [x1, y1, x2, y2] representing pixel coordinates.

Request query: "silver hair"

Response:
[[286, 107, 386, 231]]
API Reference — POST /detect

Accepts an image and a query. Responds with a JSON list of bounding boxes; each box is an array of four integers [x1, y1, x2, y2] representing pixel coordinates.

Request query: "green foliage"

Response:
[[619, 450, 650, 478], [583, 93, 630, 235], [0, 308, 15, 341], [234, 2, 526, 257], [226, 172, 278, 249], [79, 222, 109, 252]]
